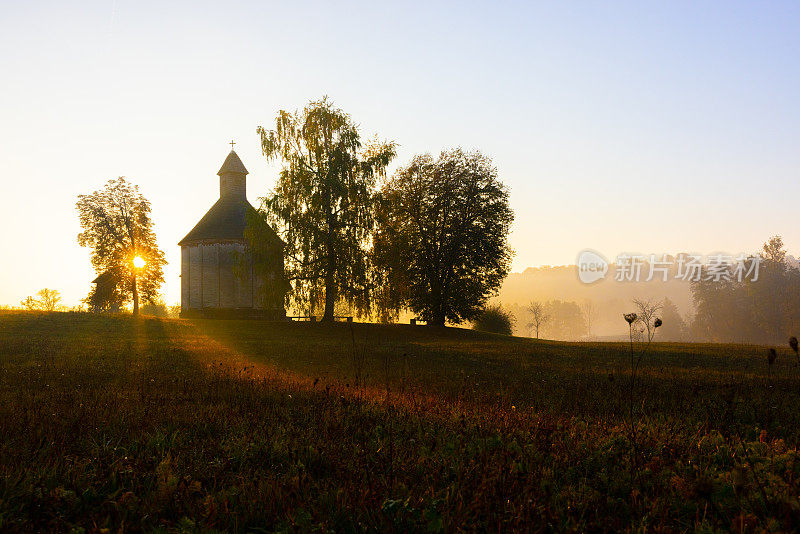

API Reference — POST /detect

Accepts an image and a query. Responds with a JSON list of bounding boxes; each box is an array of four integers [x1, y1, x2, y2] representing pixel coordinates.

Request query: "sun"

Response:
[[132, 256, 146, 269]]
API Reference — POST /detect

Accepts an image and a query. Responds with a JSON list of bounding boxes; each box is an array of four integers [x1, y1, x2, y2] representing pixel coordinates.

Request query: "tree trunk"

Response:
[[431, 303, 446, 327], [322, 253, 336, 322], [322, 284, 335, 322], [430, 278, 445, 327], [321, 192, 337, 322], [132, 272, 139, 316]]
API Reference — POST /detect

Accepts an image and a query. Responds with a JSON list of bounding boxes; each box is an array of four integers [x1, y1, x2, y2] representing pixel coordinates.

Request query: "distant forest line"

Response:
[[497, 236, 800, 344]]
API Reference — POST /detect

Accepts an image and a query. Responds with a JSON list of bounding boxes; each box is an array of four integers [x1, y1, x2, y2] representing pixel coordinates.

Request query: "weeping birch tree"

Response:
[[256, 97, 396, 321]]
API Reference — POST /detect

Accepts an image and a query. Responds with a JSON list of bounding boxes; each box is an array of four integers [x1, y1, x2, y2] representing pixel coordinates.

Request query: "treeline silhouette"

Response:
[[691, 236, 800, 344]]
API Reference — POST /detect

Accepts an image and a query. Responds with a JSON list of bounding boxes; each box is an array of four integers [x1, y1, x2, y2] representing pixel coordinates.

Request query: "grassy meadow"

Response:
[[1, 311, 800, 532]]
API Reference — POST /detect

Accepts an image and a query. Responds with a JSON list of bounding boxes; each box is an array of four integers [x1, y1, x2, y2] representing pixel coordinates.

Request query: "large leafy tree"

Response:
[[76, 177, 166, 315], [374, 149, 514, 327], [256, 97, 396, 321]]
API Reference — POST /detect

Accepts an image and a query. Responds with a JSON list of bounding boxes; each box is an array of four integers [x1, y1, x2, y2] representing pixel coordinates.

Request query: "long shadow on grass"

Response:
[[188, 319, 800, 442]]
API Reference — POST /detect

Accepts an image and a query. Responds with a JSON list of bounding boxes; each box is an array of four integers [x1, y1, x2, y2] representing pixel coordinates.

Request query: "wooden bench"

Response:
[[285, 316, 353, 323], [286, 315, 317, 322]]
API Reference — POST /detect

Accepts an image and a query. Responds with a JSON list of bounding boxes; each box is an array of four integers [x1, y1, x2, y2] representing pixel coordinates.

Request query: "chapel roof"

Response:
[[179, 198, 280, 246], [92, 270, 116, 285], [217, 150, 248, 176]]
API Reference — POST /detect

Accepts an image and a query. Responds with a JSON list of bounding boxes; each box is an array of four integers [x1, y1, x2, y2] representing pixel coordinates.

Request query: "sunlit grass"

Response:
[[1, 311, 799, 531]]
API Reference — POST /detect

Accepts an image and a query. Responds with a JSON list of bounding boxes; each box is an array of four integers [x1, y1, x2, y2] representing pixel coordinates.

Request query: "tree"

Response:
[[763, 235, 786, 265], [542, 300, 588, 340], [76, 178, 166, 315], [256, 97, 396, 321], [526, 301, 550, 339], [659, 297, 687, 341], [374, 149, 514, 327], [580, 299, 597, 338], [754, 236, 791, 341], [472, 304, 515, 335], [20, 288, 63, 311], [689, 236, 799, 344]]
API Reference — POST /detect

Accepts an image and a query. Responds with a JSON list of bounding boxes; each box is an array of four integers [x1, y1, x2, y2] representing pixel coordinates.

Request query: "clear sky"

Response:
[[1, 1, 799, 307]]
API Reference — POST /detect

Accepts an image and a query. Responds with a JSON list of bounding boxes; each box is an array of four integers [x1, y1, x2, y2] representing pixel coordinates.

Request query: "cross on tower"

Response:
[[229, 140, 236, 150]]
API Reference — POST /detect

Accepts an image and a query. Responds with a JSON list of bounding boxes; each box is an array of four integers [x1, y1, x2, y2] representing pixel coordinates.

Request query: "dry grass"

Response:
[[1, 311, 799, 532]]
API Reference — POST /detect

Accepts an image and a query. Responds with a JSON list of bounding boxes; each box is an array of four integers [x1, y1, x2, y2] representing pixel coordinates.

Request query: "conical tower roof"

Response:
[[217, 150, 248, 175]]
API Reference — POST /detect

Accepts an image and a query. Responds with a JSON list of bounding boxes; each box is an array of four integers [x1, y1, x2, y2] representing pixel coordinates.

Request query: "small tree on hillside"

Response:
[[256, 97, 396, 321], [580, 299, 597, 338], [472, 304, 515, 335], [76, 178, 166, 315], [374, 149, 514, 327], [526, 301, 550, 339], [21, 288, 63, 311]]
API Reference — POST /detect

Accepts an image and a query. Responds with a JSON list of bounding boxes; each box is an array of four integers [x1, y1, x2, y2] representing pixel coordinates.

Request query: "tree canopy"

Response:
[[374, 149, 514, 326], [76, 177, 166, 314], [255, 97, 396, 321]]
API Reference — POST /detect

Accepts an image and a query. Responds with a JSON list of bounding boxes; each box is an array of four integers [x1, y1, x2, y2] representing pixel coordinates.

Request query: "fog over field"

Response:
[[497, 264, 690, 339], [496, 253, 800, 341]]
